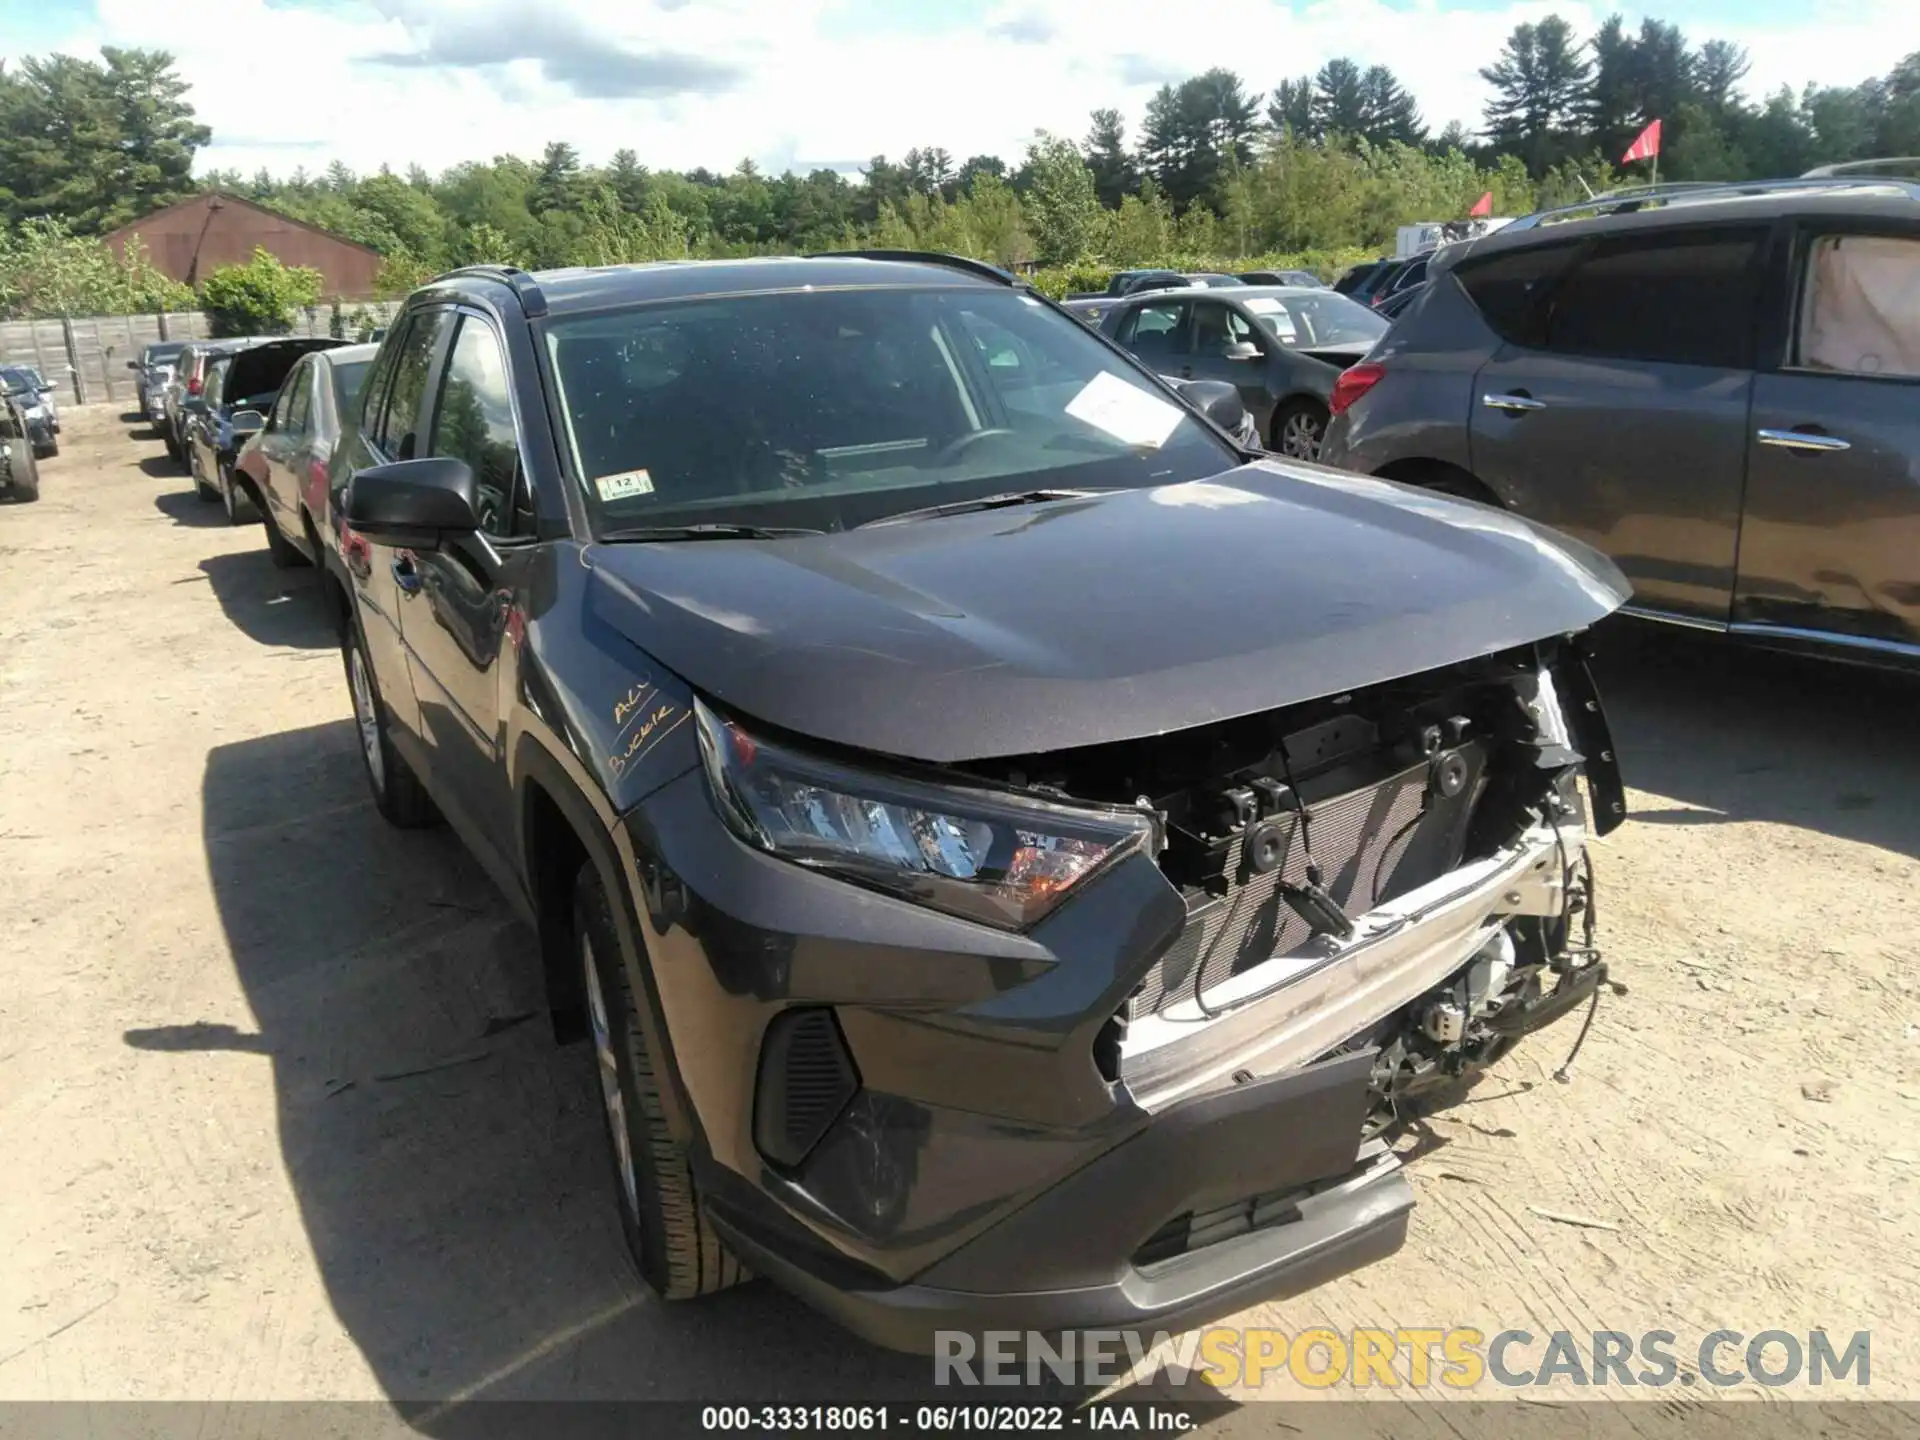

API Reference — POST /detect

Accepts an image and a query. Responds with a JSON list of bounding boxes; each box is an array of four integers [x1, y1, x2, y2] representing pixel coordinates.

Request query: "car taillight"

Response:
[[187, 376, 202, 396], [1329, 363, 1385, 416]]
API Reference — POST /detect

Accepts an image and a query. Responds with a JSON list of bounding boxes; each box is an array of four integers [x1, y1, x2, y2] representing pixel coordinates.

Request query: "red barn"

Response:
[[101, 191, 383, 300]]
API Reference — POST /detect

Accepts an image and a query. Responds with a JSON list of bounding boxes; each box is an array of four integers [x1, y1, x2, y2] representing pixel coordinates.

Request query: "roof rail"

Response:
[[429, 263, 550, 317], [806, 249, 1023, 286], [1802, 156, 1920, 179], [1502, 174, 1918, 233]]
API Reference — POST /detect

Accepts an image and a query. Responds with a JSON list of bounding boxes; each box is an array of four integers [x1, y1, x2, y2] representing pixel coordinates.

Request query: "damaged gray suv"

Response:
[[328, 252, 1630, 1353]]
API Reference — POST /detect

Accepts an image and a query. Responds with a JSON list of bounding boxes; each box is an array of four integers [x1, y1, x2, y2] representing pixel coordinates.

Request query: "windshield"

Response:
[[545, 285, 1237, 533], [1239, 292, 1388, 348], [0, 368, 34, 396]]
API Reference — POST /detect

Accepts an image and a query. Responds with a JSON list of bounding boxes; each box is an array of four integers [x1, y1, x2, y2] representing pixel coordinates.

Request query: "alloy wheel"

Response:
[[1280, 410, 1325, 461], [584, 935, 642, 1228], [347, 643, 386, 795]]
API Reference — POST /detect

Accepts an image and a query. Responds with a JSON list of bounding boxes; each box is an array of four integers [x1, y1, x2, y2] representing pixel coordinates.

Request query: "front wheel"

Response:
[[221, 465, 248, 525], [343, 621, 437, 828], [2, 443, 39, 502], [578, 862, 745, 1301], [1271, 399, 1329, 462]]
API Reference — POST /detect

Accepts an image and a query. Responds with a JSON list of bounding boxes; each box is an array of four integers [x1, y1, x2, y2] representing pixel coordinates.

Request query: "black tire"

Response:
[[264, 507, 308, 568], [343, 618, 437, 828], [221, 465, 247, 525], [3, 442, 39, 502], [34, 438, 56, 460], [577, 862, 745, 1301], [1415, 468, 1504, 507], [1270, 398, 1329, 461]]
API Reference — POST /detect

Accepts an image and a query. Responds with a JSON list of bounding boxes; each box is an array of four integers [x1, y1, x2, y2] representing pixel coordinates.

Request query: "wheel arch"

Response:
[[511, 733, 699, 1143], [1373, 457, 1505, 507]]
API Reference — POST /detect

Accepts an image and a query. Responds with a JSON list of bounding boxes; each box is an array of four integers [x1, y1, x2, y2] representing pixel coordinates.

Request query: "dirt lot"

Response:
[[2, 405, 1917, 1429]]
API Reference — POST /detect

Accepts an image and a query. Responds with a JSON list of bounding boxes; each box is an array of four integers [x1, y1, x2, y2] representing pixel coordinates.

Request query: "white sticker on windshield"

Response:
[[1064, 371, 1184, 449], [596, 469, 654, 501], [1242, 297, 1284, 314]]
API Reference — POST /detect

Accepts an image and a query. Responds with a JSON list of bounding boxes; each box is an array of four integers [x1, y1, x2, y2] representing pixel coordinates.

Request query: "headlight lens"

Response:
[[694, 698, 1154, 930]]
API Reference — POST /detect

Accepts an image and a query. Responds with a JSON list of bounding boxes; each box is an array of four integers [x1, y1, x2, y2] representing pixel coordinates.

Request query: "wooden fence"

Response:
[[0, 302, 404, 406]]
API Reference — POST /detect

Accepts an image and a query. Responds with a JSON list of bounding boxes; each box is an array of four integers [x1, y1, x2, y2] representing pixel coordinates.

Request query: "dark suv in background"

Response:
[[183, 336, 345, 520], [318, 253, 1625, 1352], [1322, 177, 1920, 668]]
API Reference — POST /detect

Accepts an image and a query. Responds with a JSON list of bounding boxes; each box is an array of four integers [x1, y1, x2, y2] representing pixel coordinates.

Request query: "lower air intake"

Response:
[[754, 1008, 859, 1169]]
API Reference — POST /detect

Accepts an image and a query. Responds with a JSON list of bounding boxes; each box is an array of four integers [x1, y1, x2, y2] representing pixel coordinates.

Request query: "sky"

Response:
[[10, 0, 1920, 179]]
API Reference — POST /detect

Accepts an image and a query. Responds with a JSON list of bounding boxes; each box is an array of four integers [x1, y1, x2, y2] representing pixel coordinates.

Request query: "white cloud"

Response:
[[49, 0, 1920, 178]]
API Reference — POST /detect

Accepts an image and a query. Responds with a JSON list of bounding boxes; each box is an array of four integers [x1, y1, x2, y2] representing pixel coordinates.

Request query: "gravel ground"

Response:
[[2, 405, 1916, 1434]]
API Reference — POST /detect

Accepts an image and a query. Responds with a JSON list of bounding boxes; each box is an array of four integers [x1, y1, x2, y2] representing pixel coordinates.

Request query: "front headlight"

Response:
[[693, 698, 1155, 930]]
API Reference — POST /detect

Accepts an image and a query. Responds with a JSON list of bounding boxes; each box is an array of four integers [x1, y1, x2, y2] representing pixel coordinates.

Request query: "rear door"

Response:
[[1735, 221, 1920, 651], [1469, 224, 1768, 624], [1183, 299, 1275, 431], [397, 311, 535, 873], [191, 356, 230, 483]]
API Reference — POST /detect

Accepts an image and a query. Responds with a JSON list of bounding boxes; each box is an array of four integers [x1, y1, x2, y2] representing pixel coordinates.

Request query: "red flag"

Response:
[[1622, 118, 1662, 164], [1468, 190, 1493, 218]]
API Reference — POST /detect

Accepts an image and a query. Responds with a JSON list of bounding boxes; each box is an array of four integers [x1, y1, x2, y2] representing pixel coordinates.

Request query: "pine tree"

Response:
[[1267, 77, 1316, 140], [1312, 59, 1369, 137], [1359, 65, 1425, 145], [1083, 108, 1137, 208], [1481, 15, 1594, 174]]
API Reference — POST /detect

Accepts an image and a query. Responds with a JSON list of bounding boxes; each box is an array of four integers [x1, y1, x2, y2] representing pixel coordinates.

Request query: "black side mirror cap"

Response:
[[1177, 378, 1247, 435], [345, 456, 479, 548]]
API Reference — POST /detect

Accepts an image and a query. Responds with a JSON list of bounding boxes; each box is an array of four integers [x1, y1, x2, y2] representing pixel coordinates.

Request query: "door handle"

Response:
[[392, 555, 423, 595], [1482, 393, 1546, 413], [1757, 428, 1850, 454]]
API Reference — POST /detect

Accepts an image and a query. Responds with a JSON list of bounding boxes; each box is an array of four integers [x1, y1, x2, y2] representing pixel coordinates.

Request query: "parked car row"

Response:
[[0, 366, 58, 459], [1064, 284, 1389, 458], [165, 251, 1629, 1354], [1323, 172, 1920, 668]]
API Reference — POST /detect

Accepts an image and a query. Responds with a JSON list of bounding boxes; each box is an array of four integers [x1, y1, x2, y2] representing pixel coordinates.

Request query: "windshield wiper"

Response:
[[858, 488, 1101, 529], [598, 523, 823, 543]]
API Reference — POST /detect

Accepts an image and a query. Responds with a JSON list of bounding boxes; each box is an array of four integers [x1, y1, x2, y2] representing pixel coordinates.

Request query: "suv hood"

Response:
[[586, 459, 1629, 763]]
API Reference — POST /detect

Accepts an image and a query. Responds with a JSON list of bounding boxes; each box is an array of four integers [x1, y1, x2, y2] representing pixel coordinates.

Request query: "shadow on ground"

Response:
[[1588, 617, 1920, 859], [186, 548, 333, 648], [142, 454, 188, 481], [146, 720, 1135, 1428]]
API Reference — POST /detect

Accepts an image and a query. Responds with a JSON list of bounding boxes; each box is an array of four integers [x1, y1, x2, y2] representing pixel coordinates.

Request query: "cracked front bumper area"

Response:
[[1118, 820, 1582, 1112], [630, 761, 1592, 1354], [710, 1059, 1415, 1356]]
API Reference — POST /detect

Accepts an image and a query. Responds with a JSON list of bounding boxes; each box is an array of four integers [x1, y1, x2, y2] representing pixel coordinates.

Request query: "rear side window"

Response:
[[1454, 242, 1580, 343], [1795, 233, 1920, 379], [283, 365, 312, 433], [372, 309, 453, 460], [1540, 227, 1766, 368], [1119, 300, 1189, 359]]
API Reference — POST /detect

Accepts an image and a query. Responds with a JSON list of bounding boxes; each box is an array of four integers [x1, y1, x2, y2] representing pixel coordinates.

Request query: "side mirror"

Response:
[[230, 409, 266, 436], [345, 456, 479, 548], [1224, 341, 1262, 361], [1178, 378, 1247, 435], [127, 359, 142, 371]]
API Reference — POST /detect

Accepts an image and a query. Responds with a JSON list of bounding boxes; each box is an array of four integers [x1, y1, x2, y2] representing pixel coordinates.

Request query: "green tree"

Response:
[[0, 48, 208, 231], [531, 141, 585, 215], [1481, 15, 1593, 174], [1312, 60, 1369, 138], [199, 246, 322, 335], [1083, 109, 1137, 209], [0, 218, 193, 318], [1359, 66, 1425, 146], [1139, 69, 1258, 209], [1021, 133, 1100, 264], [1267, 77, 1316, 139]]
